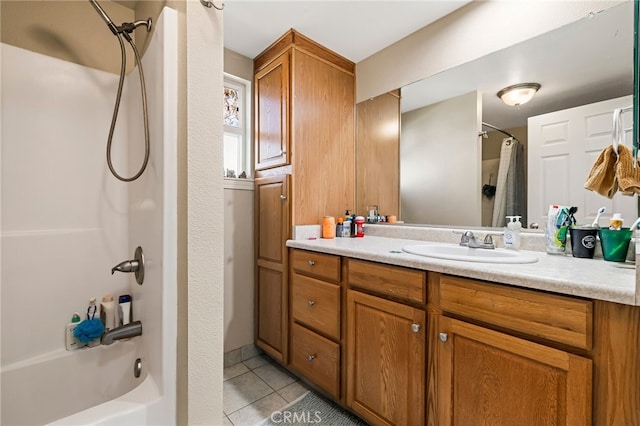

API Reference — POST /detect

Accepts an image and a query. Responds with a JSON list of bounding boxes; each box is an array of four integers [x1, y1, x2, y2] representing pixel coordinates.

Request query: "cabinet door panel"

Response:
[[256, 175, 289, 264], [437, 317, 592, 426], [255, 51, 289, 170], [257, 267, 283, 356], [347, 290, 425, 426], [255, 175, 289, 362]]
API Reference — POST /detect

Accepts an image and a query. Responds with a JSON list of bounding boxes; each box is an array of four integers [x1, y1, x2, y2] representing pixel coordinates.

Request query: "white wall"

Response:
[[356, 1, 624, 102], [1, 43, 130, 366], [224, 181, 255, 352], [223, 48, 255, 354], [186, 1, 224, 423], [401, 91, 482, 225]]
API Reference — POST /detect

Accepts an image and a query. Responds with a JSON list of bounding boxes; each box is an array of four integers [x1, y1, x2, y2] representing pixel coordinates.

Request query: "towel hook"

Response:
[[200, 0, 224, 10], [612, 107, 625, 156]]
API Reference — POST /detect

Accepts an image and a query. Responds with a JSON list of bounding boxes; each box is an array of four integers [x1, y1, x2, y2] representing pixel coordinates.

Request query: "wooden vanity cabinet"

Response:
[[430, 274, 593, 425], [253, 30, 355, 364], [290, 249, 342, 399], [346, 259, 427, 426]]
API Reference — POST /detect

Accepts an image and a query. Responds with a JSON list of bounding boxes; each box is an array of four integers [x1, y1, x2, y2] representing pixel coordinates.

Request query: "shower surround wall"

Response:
[[1, 7, 177, 425]]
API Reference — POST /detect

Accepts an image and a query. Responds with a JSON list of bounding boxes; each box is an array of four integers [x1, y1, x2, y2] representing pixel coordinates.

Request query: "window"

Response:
[[223, 74, 251, 178]]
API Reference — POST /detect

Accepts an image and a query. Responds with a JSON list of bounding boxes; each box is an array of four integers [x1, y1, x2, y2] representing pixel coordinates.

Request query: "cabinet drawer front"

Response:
[[440, 275, 593, 350], [347, 259, 426, 304], [290, 323, 340, 398], [292, 273, 340, 340], [291, 249, 341, 282]]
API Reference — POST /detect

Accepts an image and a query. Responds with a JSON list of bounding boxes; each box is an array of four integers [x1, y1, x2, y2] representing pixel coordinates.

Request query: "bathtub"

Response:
[[1, 341, 150, 425]]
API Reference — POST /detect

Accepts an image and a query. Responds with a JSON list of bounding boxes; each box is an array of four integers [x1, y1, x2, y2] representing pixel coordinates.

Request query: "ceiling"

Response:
[[401, 1, 633, 129], [222, 1, 471, 63]]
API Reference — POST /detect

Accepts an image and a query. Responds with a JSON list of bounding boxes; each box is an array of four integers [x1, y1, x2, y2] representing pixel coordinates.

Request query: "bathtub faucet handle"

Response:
[[111, 246, 145, 285]]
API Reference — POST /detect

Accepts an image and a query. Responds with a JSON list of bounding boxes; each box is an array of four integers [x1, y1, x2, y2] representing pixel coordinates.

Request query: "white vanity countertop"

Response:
[[286, 235, 638, 306]]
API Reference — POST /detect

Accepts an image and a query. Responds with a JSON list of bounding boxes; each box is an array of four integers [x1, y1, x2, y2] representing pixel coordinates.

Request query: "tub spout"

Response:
[[111, 259, 139, 275], [101, 321, 142, 345]]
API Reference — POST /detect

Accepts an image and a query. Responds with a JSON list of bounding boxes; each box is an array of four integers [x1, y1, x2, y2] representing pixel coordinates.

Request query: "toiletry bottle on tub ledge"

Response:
[[100, 294, 116, 331]]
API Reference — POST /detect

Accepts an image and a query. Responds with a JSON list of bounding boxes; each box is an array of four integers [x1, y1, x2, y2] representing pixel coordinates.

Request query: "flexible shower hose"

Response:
[[106, 33, 150, 182]]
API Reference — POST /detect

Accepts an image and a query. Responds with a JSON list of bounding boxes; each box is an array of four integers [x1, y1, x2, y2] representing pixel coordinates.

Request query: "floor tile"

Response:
[[253, 362, 297, 391], [222, 415, 233, 426], [228, 392, 287, 426], [241, 344, 263, 361], [224, 348, 243, 368], [223, 372, 273, 415], [224, 362, 250, 381], [277, 381, 310, 403], [243, 354, 271, 370]]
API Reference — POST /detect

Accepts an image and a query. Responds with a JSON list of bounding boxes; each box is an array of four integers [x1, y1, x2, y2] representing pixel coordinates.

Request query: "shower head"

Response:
[[88, 0, 119, 36]]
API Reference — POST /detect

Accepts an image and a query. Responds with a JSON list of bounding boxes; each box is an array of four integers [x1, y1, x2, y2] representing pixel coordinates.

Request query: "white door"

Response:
[[528, 95, 635, 228]]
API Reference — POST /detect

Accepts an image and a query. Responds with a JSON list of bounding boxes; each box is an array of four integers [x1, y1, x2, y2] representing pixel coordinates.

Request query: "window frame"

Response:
[[223, 73, 252, 179]]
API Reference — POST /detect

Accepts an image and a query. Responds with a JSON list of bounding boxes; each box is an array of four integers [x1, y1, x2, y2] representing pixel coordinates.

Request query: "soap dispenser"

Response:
[[504, 216, 522, 249]]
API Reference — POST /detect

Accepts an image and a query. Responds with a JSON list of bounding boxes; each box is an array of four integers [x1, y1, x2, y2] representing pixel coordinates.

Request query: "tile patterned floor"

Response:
[[223, 355, 310, 425]]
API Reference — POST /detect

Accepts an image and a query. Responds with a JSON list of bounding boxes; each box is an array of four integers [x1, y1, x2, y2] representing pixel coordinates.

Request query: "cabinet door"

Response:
[[255, 51, 289, 170], [436, 316, 592, 426], [347, 290, 425, 426], [255, 175, 290, 361]]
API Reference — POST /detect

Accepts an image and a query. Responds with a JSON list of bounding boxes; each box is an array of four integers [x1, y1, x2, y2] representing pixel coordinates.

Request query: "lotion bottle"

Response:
[[100, 294, 116, 331], [65, 312, 82, 351], [512, 216, 522, 249], [118, 294, 132, 326], [504, 216, 522, 249]]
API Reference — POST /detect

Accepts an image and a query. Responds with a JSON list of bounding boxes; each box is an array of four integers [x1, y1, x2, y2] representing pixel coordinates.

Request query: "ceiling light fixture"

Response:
[[497, 83, 541, 107]]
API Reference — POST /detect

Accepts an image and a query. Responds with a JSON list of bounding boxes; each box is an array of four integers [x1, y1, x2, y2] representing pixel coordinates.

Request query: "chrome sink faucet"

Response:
[[456, 230, 496, 249]]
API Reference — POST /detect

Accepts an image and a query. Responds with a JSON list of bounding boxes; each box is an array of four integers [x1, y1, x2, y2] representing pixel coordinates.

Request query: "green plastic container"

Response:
[[598, 228, 633, 262]]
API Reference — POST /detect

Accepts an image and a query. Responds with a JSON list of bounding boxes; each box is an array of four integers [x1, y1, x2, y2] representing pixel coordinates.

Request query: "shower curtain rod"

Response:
[[481, 122, 517, 140]]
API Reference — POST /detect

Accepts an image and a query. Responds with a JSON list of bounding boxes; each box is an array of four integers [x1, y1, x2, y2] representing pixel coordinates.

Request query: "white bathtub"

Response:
[[1, 342, 150, 425]]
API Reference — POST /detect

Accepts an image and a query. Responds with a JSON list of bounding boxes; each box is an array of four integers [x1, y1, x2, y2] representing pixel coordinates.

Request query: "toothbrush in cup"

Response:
[[592, 207, 606, 227]]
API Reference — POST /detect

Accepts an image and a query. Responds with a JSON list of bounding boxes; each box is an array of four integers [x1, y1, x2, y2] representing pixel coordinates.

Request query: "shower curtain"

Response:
[[491, 137, 526, 227]]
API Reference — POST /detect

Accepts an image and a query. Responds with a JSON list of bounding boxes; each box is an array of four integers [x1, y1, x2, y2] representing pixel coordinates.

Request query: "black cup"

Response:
[[569, 227, 598, 258]]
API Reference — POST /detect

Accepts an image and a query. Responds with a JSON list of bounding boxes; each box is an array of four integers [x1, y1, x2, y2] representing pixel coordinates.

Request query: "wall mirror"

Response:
[[385, 1, 634, 229]]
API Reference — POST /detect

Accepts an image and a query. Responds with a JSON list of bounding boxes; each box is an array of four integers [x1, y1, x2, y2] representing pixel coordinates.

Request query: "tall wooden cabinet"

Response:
[[253, 30, 355, 362]]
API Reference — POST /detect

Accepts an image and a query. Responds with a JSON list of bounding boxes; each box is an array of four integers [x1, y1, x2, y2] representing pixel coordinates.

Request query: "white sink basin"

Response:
[[402, 244, 538, 264]]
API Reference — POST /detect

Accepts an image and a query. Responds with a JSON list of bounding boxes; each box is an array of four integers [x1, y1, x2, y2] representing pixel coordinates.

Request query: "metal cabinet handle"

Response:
[[307, 354, 315, 362], [280, 195, 287, 200], [411, 323, 421, 333], [307, 300, 315, 307], [308, 260, 315, 266], [439, 332, 448, 342]]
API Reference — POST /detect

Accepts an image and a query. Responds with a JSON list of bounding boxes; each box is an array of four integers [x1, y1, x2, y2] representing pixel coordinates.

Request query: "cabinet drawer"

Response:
[[440, 275, 593, 350], [292, 273, 340, 340], [290, 323, 340, 398], [347, 259, 426, 304], [291, 249, 341, 282]]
